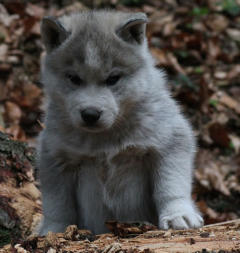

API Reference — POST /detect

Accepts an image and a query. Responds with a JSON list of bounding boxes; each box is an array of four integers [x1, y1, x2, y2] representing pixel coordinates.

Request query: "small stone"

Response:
[[189, 238, 195, 244], [200, 232, 210, 238], [47, 248, 56, 253]]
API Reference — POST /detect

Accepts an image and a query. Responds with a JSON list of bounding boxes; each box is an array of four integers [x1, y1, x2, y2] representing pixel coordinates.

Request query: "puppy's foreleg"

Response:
[[153, 144, 203, 230]]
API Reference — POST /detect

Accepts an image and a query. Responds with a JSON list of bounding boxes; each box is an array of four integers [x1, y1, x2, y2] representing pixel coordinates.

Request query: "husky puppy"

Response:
[[38, 10, 203, 235]]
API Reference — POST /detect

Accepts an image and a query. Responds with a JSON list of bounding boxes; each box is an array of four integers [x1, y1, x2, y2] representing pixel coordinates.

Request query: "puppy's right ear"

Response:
[[116, 13, 147, 45], [41, 17, 68, 53]]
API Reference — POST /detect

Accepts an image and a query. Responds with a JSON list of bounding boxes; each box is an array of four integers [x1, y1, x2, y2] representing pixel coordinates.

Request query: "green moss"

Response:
[[175, 50, 189, 59], [219, 0, 240, 16], [0, 226, 11, 247], [209, 99, 218, 107], [0, 132, 27, 156], [174, 74, 198, 91], [0, 32, 5, 43], [191, 7, 209, 17], [0, 132, 35, 166], [194, 66, 204, 74], [121, 0, 143, 6]]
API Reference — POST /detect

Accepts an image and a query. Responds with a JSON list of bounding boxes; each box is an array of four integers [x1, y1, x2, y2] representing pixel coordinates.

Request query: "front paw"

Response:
[[159, 200, 203, 230]]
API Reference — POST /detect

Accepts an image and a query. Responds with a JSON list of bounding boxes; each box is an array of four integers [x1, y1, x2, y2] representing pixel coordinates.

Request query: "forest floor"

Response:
[[0, 0, 240, 250]]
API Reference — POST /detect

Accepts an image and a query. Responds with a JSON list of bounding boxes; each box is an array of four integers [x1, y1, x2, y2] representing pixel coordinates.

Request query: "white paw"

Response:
[[159, 200, 204, 230]]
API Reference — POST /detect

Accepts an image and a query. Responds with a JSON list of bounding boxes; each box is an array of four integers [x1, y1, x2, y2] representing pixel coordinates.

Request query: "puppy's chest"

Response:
[[75, 146, 155, 214], [76, 146, 155, 183]]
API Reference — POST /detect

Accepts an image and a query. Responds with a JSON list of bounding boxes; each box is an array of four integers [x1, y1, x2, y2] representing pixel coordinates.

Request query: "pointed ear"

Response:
[[41, 17, 68, 53], [116, 13, 148, 45]]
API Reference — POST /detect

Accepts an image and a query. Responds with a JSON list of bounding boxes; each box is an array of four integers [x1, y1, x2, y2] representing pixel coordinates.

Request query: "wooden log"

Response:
[[1, 219, 240, 252], [0, 132, 42, 247]]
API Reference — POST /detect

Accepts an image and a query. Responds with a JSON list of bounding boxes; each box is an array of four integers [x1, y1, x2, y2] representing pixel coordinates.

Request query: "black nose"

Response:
[[81, 108, 101, 125]]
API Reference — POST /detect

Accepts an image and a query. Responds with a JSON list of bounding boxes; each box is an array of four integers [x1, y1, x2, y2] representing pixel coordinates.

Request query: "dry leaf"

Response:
[[209, 123, 230, 148], [150, 48, 169, 66], [218, 93, 240, 115], [5, 125, 26, 141], [205, 14, 229, 33], [227, 64, 240, 79], [0, 44, 8, 61], [195, 150, 231, 196], [226, 29, 240, 42], [4, 101, 22, 124], [25, 3, 45, 18], [167, 52, 186, 74], [0, 4, 19, 27]]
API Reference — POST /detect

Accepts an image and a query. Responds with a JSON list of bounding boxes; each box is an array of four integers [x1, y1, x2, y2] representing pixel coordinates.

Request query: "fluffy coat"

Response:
[[38, 10, 203, 235]]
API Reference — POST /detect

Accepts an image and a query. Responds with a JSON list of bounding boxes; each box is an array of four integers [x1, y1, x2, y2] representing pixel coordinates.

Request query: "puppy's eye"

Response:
[[66, 73, 82, 85], [106, 75, 121, 86]]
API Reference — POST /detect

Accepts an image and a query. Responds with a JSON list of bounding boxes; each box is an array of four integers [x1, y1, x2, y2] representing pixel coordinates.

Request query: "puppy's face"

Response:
[[41, 11, 148, 133]]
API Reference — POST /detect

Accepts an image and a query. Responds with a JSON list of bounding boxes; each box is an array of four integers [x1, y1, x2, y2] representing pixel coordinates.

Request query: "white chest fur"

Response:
[[76, 146, 157, 231]]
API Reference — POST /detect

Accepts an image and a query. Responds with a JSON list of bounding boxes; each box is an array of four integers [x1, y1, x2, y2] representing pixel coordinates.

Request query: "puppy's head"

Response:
[[41, 10, 150, 133]]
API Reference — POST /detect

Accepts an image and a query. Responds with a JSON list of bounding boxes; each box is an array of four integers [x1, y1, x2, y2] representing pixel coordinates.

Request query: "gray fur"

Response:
[[38, 10, 203, 235]]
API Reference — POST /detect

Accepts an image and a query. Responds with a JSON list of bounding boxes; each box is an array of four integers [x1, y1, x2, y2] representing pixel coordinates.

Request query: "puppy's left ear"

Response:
[[41, 16, 69, 53], [116, 13, 148, 45]]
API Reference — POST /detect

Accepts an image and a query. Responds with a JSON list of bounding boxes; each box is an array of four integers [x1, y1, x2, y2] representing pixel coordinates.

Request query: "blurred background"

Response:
[[0, 0, 240, 246]]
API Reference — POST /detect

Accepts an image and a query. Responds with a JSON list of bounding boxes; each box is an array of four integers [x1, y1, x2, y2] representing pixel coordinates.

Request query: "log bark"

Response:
[[1, 219, 240, 252], [0, 132, 42, 247]]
